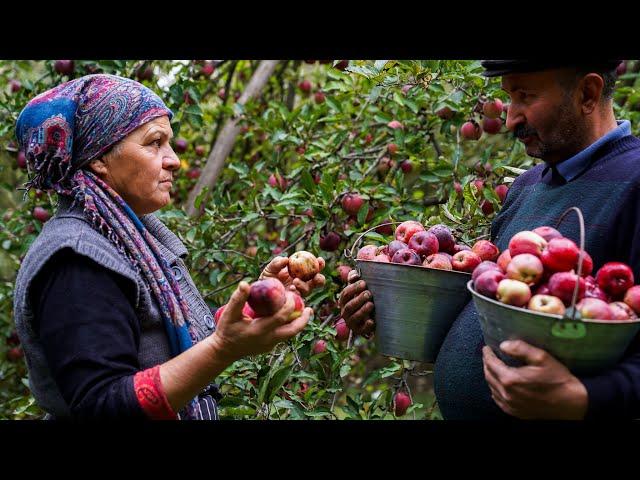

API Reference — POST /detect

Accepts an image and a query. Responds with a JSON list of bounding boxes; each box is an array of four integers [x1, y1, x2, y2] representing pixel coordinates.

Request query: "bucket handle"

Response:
[[344, 221, 404, 263], [551, 206, 587, 339]]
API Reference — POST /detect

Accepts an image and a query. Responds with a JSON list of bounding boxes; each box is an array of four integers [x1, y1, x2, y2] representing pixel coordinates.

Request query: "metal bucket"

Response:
[[356, 260, 471, 362], [469, 280, 640, 375]]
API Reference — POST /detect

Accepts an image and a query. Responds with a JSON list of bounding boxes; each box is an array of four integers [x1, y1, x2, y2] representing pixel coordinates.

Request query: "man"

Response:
[[339, 60, 640, 420]]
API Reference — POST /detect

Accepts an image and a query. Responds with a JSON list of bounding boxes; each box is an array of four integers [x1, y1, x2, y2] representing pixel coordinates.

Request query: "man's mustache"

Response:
[[514, 124, 537, 139]]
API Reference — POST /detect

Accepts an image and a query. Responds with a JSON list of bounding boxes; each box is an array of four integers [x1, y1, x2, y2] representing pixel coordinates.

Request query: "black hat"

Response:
[[481, 60, 622, 77]]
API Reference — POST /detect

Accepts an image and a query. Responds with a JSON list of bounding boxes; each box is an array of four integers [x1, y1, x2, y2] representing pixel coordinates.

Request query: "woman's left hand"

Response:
[[260, 255, 326, 298]]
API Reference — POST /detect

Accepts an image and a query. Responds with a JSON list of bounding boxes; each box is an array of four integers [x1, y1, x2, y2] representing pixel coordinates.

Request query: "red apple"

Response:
[[623, 285, 640, 315], [186, 168, 201, 180], [335, 60, 349, 70], [337, 265, 352, 283], [174, 138, 188, 153], [268, 173, 288, 191], [508, 231, 548, 258], [54, 60, 75, 75], [481, 200, 494, 216], [9, 79, 21, 93], [373, 253, 391, 263], [496, 279, 532, 307], [248, 278, 287, 317], [6, 347, 24, 362], [451, 250, 482, 273], [548, 271, 586, 305], [617, 61, 627, 76], [357, 245, 379, 261], [454, 181, 463, 195], [577, 250, 593, 277], [452, 244, 472, 254], [286, 291, 305, 321], [312, 340, 327, 355], [506, 253, 544, 286], [483, 98, 504, 119], [576, 298, 614, 320], [395, 221, 425, 244], [314, 91, 326, 104], [497, 250, 512, 272], [596, 262, 635, 299], [341, 193, 364, 216], [436, 106, 454, 120], [136, 64, 154, 81], [400, 160, 413, 173], [423, 253, 453, 271], [540, 237, 580, 272], [393, 391, 412, 417], [534, 283, 551, 296], [387, 120, 404, 129], [495, 184, 509, 203], [387, 143, 398, 155], [388, 240, 408, 259], [375, 221, 394, 236], [528, 294, 566, 315], [319, 232, 341, 252], [609, 301, 636, 320], [195, 145, 206, 156], [17, 151, 27, 169], [471, 261, 501, 283], [482, 117, 503, 135], [471, 240, 500, 262], [474, 269, 506, 299], [391, 248, 422, 266], [427, 224, 456, 254], [287, 251, 320, 281], [334, 318, 350, 341], [33, 207, 50, 223], [298, 80, 312, 93], [460, 121, 482, 140], [377, 156, 396, 174], [532, 226, 563, 242], [408, 231, 439, 258]]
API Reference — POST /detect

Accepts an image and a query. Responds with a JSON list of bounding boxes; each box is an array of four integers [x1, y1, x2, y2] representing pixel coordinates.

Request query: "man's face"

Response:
[[501, 69, 588, 164]]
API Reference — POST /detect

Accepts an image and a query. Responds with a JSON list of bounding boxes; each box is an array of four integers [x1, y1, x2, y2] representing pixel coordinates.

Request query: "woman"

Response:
[[12, 73, 324, 420]]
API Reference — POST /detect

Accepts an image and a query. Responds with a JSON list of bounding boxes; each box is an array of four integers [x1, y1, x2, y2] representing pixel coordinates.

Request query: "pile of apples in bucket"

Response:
[[356, 220, 498, 273], [471, 227, 640, 320]]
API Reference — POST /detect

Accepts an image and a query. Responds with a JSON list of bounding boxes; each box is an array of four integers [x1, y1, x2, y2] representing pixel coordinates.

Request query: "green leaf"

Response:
[[300, 168, 316, 193], [374, 60, 389, 71]]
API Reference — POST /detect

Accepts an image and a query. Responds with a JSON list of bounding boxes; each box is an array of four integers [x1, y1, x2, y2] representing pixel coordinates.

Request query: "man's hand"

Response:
[[338, 269, 375, 337], [260, 255, 326, 298], [482, 340, 589, 420]]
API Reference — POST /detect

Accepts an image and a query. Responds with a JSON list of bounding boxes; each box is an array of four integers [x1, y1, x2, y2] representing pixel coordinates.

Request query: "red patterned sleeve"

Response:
[[133, 365, 178, 420]]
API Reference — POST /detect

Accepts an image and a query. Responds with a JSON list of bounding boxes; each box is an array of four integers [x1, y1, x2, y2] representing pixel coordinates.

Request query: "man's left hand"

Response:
[[482, 340, 589, 420], [260, 255, 326, 298]]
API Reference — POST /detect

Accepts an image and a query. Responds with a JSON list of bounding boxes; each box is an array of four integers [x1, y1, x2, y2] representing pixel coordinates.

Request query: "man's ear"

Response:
[[580, 73, 605, 115]]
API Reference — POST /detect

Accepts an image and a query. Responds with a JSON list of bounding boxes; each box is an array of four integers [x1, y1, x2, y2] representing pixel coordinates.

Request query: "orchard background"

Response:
[[1, 59, 638, 420]]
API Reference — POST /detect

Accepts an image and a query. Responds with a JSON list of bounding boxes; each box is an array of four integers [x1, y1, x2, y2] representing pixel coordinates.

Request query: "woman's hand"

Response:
[[209, 281, 313, 362], [260, 255, 326, 298]]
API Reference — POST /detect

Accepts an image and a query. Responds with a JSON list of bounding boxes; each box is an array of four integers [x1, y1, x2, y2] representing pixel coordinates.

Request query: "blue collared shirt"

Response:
[[542, 120, 632, 183]]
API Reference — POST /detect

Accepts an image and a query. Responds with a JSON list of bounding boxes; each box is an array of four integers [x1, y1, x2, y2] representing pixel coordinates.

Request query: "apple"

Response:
[[436, 106, 454, 120], [400, 160, 413, 173], [186, 168, 201, 180], [6, 347, 24, 362], [136, 64, 154, 81], [528, 294, 566, 315], [341, 193, 364, 216], [471, 240, 500, 262], [483, 98, 504, 119], [408, 231, 439, 258], [298, 80, 312, 93], [54, 60, 75, 75], [377, 156, 396, 174], [596, 262, 634, 299], [174, 138, 188, 153], [617, 61, 627, 76], [427, 224, 455, 254], [401, 84, 413, 95], [471, 261, 501, 283], [17, 151, 27, 169], [576, 298, 614, 320], [423, 253, 453, 271], [548, 271, 586, 305], [247, 278, 287, 317], [474, 269, 506, 299], [387, 120, 404, 129], [482, 117, 503, 135], [357, 245, 379, 261], [532, 226, 563, 242], [393, 391, 411, 417], [375, 221, 394, 236], [286, 291, 305, 321], [577, 250, 593, 277], [337, 265, 352, 283], [319, 232, 341, 252], [335, 60, 349, 70], [395, 221, 425, 244], [623, 285, 640, 315], [373, 253, 391, 262], [387, 143, 398, 155], [451, 250, 482, 273], [314, 91, 326, 104], [508, 231, 548, 257], [497, 250, 512, 272], [495, 184, 509, 203], [387, 240, 408, 259], [506, 253, 544, 286], [460, 121, 482, 140], [534, 283, 551, 296], [364, 133, 373, 144], [9, 79, 21, 93], [496, 279, 532, 307], [287, 251, 320, 281], [452, 244, 472, 254], [609, 301, 636, 320], [33, 207, 50, 223], [584, 279, 610, 302], [454, 181, 463, 195], [334, 318, 350, 341], [195, 145, 206, 156], [473, 179, 485, 192], [312, 339, 327, 355], [268, 173, 288, 190], [391, 248, 422, 266], [200, 62, 215, 77], [540, 237, 580, 272], [481, 200, 494, 216]]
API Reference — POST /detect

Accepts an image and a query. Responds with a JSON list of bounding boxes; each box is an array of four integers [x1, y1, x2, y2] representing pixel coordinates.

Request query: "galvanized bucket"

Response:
[[346, 222, 471, 363], [469, 207, 640, 375]]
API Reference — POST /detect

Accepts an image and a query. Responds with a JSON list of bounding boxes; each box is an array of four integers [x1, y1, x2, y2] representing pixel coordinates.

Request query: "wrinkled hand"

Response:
[[211, 281, 313, 362], [482, 340, 588, 420], [338, 269, 375, 338], [260, 255, 326, 298]]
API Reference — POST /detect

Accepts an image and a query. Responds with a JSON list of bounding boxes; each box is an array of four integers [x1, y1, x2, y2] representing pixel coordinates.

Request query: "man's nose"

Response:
[[505, 103, 522, 132]]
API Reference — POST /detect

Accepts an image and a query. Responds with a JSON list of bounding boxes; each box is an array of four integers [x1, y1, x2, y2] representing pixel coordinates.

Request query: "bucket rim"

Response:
[[467, 280, 640, 325], [356, 259, 472, 277]]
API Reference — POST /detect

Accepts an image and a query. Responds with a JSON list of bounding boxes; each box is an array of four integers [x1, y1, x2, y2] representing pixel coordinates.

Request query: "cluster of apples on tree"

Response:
[[472, 227, 640, 320]]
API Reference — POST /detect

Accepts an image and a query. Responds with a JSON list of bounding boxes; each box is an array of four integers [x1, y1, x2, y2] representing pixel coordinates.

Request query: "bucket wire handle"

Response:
[[344, 221, 404, 262], [552, 206, 587, 339]]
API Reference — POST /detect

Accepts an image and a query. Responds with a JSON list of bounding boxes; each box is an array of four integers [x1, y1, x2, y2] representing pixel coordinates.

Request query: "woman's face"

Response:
[[89, 116, 181, 215]]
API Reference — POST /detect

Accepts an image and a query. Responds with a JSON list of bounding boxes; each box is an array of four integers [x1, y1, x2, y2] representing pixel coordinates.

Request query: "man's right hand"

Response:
[[338, 269, 375, 337]]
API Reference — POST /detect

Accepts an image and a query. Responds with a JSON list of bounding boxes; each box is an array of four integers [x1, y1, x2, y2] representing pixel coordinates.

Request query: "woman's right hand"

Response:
[[209, 281, 312, 362], [338, 270, 375, 337]]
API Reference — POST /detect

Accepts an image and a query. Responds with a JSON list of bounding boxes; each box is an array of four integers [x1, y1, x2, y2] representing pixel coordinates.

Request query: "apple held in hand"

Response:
[[287, 251, 320, 281], [471, 240, 500, 262], [596, 262, 635, 299], [506, 253, 544, 286], [408, 231, 439, 258], [395, 221, 425, 244], [247, 278, 287, 317], [508, 231, 548, 257], [496, 279, 532, 307], [474, 269, 506, 299], [391, 248, 422, 266], [451, 250, 482, 273], [286, 291, 305, 321], [528, 294, 566, 315]]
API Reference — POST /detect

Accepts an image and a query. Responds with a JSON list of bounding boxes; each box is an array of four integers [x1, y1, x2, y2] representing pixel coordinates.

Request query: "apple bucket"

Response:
[[470, 207, 640, 375], [347, 222, 471, 363]]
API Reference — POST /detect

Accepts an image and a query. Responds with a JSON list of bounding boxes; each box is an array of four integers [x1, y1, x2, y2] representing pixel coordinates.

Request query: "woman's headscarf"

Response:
[[16, 74, 203, 419]]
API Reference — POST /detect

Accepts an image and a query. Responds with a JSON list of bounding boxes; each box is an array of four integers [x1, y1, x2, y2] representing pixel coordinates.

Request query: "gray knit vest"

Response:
[[13, 196, 218, 418]]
